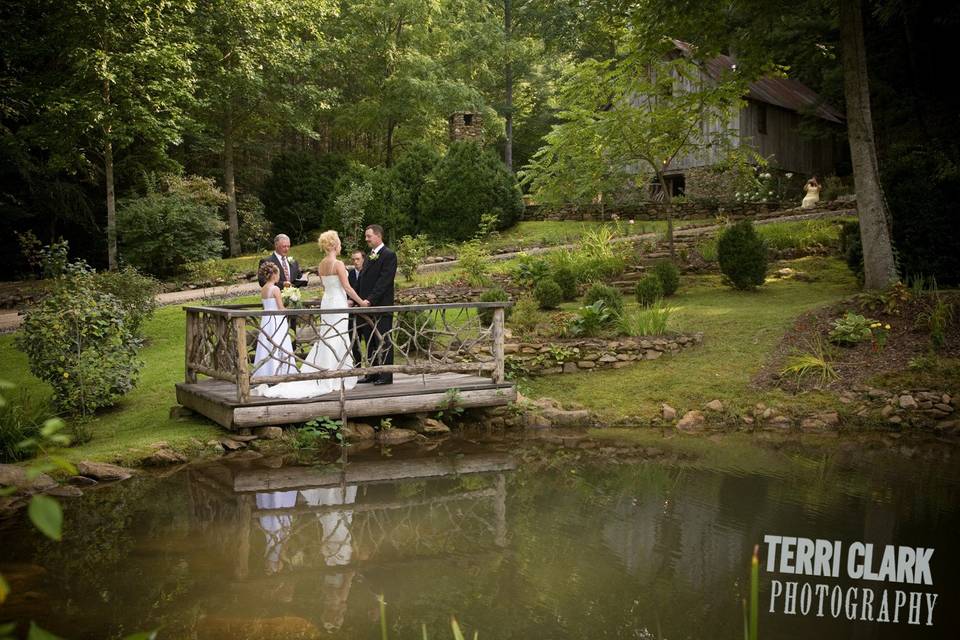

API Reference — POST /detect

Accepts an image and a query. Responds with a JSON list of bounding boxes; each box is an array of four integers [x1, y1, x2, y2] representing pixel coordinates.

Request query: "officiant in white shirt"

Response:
[[258, 233, 305, 287]]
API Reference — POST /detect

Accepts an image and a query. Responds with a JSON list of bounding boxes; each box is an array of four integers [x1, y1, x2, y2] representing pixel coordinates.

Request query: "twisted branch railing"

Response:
[[185, 302, 510, 402]]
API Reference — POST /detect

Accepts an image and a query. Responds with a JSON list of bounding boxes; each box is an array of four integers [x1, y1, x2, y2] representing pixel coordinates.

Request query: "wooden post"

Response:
[[491, 307, 505, 383], [234, 316, 250, 403], [185, 310, 197, 384]]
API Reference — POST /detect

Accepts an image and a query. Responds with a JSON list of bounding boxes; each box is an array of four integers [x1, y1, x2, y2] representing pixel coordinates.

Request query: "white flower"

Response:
[[761, 173, 771, 180], [785, 172, 794, 179]]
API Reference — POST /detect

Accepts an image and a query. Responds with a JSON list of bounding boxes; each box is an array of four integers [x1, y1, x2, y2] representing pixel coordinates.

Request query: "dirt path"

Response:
[[0, 209, 852, 334]]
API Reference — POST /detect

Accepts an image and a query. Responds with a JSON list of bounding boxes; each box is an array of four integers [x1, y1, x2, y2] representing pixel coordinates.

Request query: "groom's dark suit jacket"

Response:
[[257, 253, 303, 287], [357, 246, 396, 306]]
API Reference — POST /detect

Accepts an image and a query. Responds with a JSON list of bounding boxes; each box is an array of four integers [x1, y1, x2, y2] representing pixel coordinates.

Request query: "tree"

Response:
[[522, 37, 747, 254], [838, 0, 897, 289], [192, 0, 336, 256], [8, 0, 196, 270]]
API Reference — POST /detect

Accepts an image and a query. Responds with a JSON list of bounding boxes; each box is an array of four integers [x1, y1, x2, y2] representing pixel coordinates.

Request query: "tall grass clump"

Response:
[[618, 301, 672, 336]]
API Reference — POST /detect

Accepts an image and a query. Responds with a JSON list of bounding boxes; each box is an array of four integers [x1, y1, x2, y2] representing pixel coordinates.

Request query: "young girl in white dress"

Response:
[[255, 230, 365, 398], [252, 262, 295, 379]]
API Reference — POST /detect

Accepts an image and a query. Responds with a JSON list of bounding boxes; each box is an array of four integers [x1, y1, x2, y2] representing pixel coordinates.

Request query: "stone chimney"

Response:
[[448, 111, 483, 143]]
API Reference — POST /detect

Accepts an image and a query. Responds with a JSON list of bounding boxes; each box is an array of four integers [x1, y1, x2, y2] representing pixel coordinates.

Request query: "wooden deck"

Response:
[[176, 372, 515, 430]]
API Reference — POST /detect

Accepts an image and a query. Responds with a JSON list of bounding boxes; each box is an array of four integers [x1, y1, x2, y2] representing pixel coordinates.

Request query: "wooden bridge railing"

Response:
[[184, 301, 511, 403]]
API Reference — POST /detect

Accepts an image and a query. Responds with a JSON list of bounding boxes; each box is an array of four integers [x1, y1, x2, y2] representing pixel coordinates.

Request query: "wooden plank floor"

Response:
[[175, 373, 515, 430]]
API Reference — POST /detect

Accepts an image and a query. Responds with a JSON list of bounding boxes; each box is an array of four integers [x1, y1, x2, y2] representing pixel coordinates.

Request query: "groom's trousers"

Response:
[[359, 310, 393, 382]]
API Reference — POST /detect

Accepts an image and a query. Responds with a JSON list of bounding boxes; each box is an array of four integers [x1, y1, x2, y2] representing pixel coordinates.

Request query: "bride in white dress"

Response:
[[254, 230, 366, 399]]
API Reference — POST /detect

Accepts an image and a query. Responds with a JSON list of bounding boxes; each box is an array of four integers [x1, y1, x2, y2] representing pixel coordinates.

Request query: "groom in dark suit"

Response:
[[356, 224, 397, 385], [257, 234, 305, 287]]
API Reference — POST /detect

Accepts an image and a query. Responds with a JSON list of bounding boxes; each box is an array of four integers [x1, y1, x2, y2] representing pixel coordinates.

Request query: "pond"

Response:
[[1, 431, 958, 640]]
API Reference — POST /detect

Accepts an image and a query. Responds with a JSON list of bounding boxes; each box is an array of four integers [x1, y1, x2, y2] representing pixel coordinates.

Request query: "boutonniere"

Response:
[[368, 252, 380, 261]]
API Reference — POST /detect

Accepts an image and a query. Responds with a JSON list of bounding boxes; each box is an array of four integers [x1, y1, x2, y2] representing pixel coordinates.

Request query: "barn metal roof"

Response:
[[674, 40, 845, 124]]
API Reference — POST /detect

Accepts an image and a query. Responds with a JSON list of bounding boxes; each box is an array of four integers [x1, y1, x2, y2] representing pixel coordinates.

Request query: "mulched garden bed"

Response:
[[755, 289, 960, 393]]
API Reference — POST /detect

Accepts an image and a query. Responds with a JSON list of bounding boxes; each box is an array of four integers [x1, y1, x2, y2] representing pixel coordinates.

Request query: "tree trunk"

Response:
[[504, 0, 513, 172], [385, 118, 396, 167], [656, 171, 675, 257], [839, 0, 898, 290], [224, 118, 240, 257], [105, 137, 117, 270]]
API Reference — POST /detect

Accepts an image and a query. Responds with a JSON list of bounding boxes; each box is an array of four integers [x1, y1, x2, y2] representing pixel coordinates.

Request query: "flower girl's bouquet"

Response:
[[281, 285, 302, 308]]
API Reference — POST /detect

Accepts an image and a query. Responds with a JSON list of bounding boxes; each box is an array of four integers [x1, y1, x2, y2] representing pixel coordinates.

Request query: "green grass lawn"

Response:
[[477, 219, 714, 254], [523, 256, 860, 420]]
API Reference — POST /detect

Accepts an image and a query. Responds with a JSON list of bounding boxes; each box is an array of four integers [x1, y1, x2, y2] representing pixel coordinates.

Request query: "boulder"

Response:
[[676, 410, 705, 432], [142, 447, 188, 466], [219, 438, 246, 451], [45, 485, 83, 498], [254, 426, 284, 440], [898, 395, 918, 410], [76, 461, 134, 482], [661, 404, 677, 421], [704, 399, 724, 412], [540, 407, 592, 428], [523, 413, 552, 430], [341, 422, 376, 441], [377, 428, 418, 444], [0, 464, 57, 493], [768, 415, 792, 429], [417, 418, 451, 435]]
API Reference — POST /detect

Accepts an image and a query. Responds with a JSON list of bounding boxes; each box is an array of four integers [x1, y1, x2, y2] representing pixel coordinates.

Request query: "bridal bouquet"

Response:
[[281, 286, 302, 308]]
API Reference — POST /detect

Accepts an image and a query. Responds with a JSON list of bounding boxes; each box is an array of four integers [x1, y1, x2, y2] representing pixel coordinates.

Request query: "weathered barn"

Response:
[[660, 40, 845, 197]]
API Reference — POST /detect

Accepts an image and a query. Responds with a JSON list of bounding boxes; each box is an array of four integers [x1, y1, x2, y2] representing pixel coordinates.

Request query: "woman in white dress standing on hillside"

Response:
[[254, 230, 366, 399]]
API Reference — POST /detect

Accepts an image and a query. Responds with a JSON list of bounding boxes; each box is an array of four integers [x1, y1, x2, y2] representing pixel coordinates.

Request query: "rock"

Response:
[[45, 485, 83, 498], [880, 405, 895, 418], [818, 412, 840, 427], [800, 417, 827, 431], [888, 415, 903, 425], [898, 395, 918, 410], [418, 418, 451, 435], [644, 350, 663, 360], [742, 415, 755, 425], [219, 438, 246, 451], [577, 360, 595, 369], [704, 399, 724, 412], [524, 413, 552, 430], [934, 403, 954, 413], [676, 410, 705, 432], [661, 404, 677, 421], [149, 441, 170, 450], [377, 428, 418, 444], [562, 362, 579, 374], [254, 426, 284, 440], [228, 434, 260, 442], [0, 464, 57, 493], [142, 448, 188, 466], [768, 415, 792, 429], [341, 422, 375, 441], [540, 407, 592, 428], [68, 475, 97, 487], [76, 461, 134, 482], [761, 408, 774, 420]]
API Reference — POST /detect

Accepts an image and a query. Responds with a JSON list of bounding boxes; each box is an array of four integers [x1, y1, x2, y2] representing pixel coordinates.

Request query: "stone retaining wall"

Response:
[[523, 199, 854, 222], [505, 333, 703, 376]]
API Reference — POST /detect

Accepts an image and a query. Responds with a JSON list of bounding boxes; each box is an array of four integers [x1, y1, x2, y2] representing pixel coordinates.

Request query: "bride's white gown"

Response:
[[254, 274, 357, 399]]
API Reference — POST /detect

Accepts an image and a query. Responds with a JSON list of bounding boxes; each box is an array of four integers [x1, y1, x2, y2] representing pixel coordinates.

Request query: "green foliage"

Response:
[[237, 194, 273, 254], [0, 389, 54, 463], [478, 288, 511, 325], [508, 296, 542, 334], [334, 179, 374, 250], [533, 279, 563, 310], [617, 301, 672, 337], [294, 418, 342, 449], [634, 275, 664, 307], [566, 301, 612, 337], [457, 241, 491, 287], [917, 295, 955, 351], [839, 221, 864, 285], [16, 283, 142, 416], [261, 152, 349, 243], [828, 312, 875, 346], [780, 337, 838, 388], [551, 264, 579, 301], [583, 282, 624, 317], [717, 220, 768, 290], [511, 254, 551, 288], [419, 141, 524, 241], [391, 144, 441, 233], [118, 175, 228, 278], [651, 260, 680, 296], [758, 219, 844, 252], [84, 267, 160, 336], [436, 388, 465, 422], [397, 234, 431, 281], [884, 146, 960, 286]]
